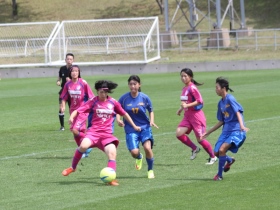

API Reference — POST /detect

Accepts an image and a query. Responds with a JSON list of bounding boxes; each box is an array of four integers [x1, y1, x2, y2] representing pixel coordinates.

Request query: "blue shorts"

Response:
[[214, 131, 246, 153], [126, 127, 154, 151]]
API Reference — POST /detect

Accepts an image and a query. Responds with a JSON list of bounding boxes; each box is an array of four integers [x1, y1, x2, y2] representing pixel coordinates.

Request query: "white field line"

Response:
[[1, 116, 279, 161]]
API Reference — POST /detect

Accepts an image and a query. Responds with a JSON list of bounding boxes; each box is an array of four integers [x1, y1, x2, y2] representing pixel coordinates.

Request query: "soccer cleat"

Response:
[[60, 127, 65, 131], [82, 148, 93, 158], [205, 156, 218, 165], [62, 167, 75, 176], [190, 147, 201, 160], [108, 180, 119, 186], [148, 170, 155, 179], [224, 158, 235, 172], [135, 153, 143, 170], [213, 174, 223, 181]]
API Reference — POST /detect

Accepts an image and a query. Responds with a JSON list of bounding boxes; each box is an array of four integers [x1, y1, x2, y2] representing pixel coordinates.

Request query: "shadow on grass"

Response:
[[27, 156, 72, 160], [155, 163, 183, 167]]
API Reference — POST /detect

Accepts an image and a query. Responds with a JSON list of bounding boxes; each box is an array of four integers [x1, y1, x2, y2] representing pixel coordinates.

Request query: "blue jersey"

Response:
[[119, 92, 153, 133], [217, 94, 245, 133]]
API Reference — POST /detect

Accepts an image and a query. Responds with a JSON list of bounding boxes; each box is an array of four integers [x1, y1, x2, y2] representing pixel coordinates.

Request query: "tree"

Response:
[[12, 0, 18, 20], [156, 0, 164, 14]]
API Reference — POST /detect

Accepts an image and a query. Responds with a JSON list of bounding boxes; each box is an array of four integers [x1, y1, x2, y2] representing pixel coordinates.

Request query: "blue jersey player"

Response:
[[201, 77, 249, 181], [116, 75, 159, 179]]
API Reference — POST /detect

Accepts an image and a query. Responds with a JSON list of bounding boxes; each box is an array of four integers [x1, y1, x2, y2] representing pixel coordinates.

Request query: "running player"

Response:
[[176, 68, 217, 164], [116, 75, 158, 179], [62, 80, 141, 186], [201, 76, 249, 180], [60, 65, 94, 157]]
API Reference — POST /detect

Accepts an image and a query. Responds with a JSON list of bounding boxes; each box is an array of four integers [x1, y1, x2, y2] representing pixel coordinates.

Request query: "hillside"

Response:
[[1, 0, 280, 30]]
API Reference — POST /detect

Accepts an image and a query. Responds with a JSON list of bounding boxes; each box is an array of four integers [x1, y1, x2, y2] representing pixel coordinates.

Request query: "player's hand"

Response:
[[134, 126, 141, 132], [200, 132, 209, 140], [68, 117, 74, 125], [150, 122, 159, 129], [181, 102, 188, 109], [56, 81, 61, 86], [241, 126, 250, 132], [176, 108, 183, 116], [117, 120, 124, 127]]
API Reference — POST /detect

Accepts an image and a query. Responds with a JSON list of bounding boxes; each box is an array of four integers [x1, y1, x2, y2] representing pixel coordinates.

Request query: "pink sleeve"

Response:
[[190, 85, 203, 104], [85, 83, 95, 98], [77, 98, 93, 114], [60, 84, 69, 101], [114, 100, 126, 116]]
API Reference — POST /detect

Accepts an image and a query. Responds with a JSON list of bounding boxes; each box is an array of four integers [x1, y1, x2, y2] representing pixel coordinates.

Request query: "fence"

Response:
[[160, 28, 280, 52]]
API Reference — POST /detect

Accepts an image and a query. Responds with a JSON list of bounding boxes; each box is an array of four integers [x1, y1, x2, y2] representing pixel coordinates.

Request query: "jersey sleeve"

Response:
[[144, 94, 153, 113], [60, 82, 69, 101], [228, 95, 243, 114], [83, 80, 95, 99], [58, 67, 63, 78], [217, 101, 224, 121], [190, 85, 203, 104], [77, 98, 94, 114], [114, 100, 127, 116]]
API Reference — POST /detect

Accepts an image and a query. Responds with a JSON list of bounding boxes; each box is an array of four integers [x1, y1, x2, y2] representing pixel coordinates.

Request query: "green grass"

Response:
[[1, 70, 280, 210]]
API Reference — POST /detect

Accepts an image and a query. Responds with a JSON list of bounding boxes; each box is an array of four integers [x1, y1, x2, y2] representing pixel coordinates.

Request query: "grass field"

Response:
[[1, 70, 280, 210]]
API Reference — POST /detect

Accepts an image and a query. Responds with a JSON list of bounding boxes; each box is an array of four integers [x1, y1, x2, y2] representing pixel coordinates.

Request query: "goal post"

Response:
[[48, 17, 160, 65]]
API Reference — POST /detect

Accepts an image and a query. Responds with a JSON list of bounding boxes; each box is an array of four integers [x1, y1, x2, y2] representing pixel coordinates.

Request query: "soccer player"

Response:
[[116, 75, 158, 179], [60, 65, 94, 157], [201, 77, 249, 181], [56, 53, 74, 131], [176, 68, 217, 164], [62, 80, 141, 186]]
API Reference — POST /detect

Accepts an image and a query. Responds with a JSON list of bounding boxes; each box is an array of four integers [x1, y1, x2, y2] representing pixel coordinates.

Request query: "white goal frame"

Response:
[[48, 17, 160, 66]]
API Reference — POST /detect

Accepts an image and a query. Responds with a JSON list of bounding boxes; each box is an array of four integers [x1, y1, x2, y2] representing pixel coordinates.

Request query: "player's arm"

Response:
[[60, 100, 66, 113], [181, 100, 201, 109], [69, 110, 78, 124], [57, 76, 62, 86], [122, 113, 141, 131], [200, 121, 224, 140], [236, 111, 250, 132], [149, 111, 159, 129], [116, 114, 124, 127]]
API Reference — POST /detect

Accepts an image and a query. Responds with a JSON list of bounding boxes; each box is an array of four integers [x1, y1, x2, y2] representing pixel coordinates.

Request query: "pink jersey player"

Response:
[[176, 68, 216, 165], [60, 65, 94, 146], [62, 80, 141, 186]]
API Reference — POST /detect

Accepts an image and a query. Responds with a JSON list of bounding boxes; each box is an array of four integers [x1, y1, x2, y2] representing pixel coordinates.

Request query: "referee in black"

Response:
[[56, 53, 74, 131]]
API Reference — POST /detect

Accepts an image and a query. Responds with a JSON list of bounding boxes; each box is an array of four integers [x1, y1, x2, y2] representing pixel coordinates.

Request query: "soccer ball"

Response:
[[100, 167, 116, 183]]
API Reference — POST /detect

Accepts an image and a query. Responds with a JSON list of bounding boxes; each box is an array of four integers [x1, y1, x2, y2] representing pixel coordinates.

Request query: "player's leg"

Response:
[[62, 138, 92, 176], [58, 97, 64, 131], [141, 128, 155, 178], [223, 131, 246, 172], [103, 138, 119, 186], [176, 126, 199, 160], [126, 133, 143, 170]]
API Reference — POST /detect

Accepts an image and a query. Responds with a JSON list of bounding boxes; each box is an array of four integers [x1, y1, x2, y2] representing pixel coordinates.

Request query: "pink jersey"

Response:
[[77, 96, 126, 134], [60, 78, 94, 113], [180, 82, 203, 112]]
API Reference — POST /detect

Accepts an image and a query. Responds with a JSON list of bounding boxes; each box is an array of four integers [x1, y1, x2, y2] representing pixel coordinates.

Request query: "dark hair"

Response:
[[216, 77, 234, 92], [65, 53, 74, 59], [180, 68, 203, 86], [69, 65, 81, 79], [95, 80, 118, 94], [128, 75, 141, 92]]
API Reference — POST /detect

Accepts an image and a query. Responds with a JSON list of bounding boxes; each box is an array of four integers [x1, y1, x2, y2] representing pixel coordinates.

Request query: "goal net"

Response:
[[0, 22, 59, 67], [48, 17, 160, 65]]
